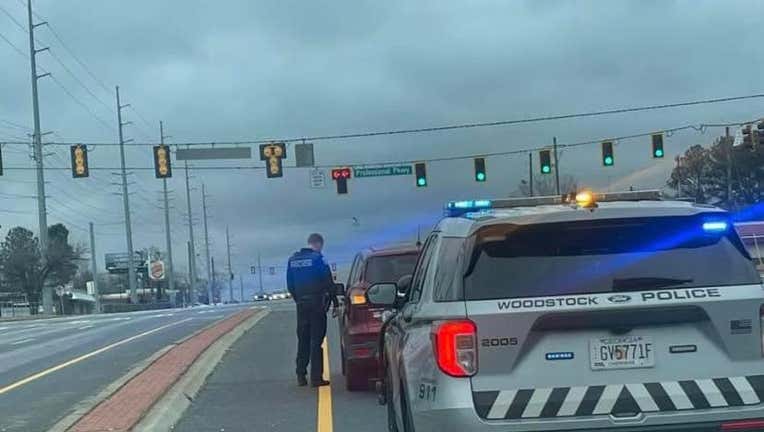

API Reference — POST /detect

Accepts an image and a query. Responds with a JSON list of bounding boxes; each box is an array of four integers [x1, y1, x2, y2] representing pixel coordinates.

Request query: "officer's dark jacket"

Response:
[[287, 248, 337, 305]]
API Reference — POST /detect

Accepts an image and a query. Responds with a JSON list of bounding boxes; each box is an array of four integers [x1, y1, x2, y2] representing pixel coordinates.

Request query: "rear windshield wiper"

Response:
[[612, 277, 694, 291]]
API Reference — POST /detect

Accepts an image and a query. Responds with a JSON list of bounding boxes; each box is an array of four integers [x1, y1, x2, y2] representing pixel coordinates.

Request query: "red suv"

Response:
[[339, 244, 419, 391]]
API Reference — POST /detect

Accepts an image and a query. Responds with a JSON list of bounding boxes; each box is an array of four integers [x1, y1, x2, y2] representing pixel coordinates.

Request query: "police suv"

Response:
[[368, 191, 764, 432]]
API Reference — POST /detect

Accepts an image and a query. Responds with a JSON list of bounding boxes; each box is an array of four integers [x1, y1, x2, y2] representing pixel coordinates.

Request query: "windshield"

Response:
[[464, 216, 762, 300], [364, 254, 419, 285]]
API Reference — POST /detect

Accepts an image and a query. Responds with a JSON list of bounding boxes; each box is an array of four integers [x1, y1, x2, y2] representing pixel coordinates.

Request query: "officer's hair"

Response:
[[307, 233, 324, 245]]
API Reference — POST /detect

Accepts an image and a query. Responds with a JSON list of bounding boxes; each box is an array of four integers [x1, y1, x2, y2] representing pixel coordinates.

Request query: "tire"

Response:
[[400, 379, 416, 432], [344, 363, 368, 391]]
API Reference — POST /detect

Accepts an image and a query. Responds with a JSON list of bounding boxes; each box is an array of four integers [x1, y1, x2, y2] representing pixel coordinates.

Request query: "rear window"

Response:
[[364, 254, 419, 284], [464, 215, 761, 301]]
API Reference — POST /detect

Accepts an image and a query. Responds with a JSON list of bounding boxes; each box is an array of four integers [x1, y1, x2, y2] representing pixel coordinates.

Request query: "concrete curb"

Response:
[[133, 308, 270, 432], [46, 307, 266, 432]]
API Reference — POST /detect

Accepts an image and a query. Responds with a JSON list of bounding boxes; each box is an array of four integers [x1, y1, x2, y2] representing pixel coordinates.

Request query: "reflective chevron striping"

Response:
[[473, 374, 764, 420]]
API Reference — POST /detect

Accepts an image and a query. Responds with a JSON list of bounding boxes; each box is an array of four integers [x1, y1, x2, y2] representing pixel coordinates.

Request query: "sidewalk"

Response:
[[173, 307, 386, 432]]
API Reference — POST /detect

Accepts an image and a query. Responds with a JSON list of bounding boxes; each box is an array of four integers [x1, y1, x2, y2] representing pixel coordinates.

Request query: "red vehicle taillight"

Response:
[[433, 320, 477, 377], [721, 418, 764, 431]]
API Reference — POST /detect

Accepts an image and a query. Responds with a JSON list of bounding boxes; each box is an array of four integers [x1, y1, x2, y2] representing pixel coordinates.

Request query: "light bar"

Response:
[[702, 221, 728, 233], [444, 190, 663, 217]]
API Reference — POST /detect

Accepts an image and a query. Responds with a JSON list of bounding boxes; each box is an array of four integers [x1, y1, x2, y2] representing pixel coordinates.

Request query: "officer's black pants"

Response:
[[295, 300, 327, 382]]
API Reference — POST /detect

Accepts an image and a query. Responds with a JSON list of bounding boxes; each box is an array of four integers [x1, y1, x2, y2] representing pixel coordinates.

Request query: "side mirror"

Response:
[[396, 275, 413, 297], [366, 283, 398, 307]]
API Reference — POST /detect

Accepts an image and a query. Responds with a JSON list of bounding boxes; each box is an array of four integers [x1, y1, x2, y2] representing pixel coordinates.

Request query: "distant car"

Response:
[[253, 293, 269, 302], [339, 244, 420, 391], [268, 291, 290, 300]]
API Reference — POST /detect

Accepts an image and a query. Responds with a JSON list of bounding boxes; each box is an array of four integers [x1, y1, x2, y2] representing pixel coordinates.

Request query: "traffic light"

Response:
[[414, 162, 427, 187], [70, 144, 89, 178], [601, 141, 614, 166], [331, 167, 351, 195], [539, 150, 551, 174], [259, 142, 287, 178], [153, 144, 172, 178], [474, 158, 486, 182], [651, 133, 664, 158]]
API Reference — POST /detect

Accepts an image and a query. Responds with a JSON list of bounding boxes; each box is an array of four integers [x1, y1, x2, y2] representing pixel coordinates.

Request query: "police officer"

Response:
[[287, 233, 338, 387]]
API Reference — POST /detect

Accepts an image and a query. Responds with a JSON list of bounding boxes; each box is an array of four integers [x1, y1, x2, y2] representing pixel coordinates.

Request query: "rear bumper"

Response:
[[412, 407, 764, 431]]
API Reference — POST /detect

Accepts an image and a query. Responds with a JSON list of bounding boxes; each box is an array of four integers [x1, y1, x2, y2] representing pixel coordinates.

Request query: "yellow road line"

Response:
[[0, 317, 193, 396], [317, 336, 333, 432]]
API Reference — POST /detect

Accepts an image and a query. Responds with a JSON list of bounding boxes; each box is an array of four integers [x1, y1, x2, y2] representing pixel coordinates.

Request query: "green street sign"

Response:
[[354, 165, 412, 178]]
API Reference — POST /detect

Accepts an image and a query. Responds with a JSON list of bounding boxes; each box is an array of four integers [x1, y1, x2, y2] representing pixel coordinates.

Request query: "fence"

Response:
[[0, 300, 41, 318]]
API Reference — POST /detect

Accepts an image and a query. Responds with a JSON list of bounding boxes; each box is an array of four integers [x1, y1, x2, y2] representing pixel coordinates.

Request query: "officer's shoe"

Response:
[[311, 379, 330, 387], [297, 375, 308, 387]]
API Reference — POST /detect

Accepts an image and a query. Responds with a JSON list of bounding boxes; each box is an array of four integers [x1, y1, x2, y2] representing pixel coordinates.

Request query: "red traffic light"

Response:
[[331, 167, 352, 180]]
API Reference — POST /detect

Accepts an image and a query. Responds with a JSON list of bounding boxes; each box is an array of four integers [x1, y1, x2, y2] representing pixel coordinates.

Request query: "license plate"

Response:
[[590, 335, 654, 370]]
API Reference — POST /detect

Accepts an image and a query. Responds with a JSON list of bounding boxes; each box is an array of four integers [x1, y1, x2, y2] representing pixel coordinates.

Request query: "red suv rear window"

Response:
[[364, 254, 418, 285]]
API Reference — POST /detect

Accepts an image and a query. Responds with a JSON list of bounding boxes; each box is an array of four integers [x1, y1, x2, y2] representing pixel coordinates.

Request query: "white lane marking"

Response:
[[487, 390, 516, 419], [196, 310, 214, 314], [522, 387, 552, 418], [78, 325, 94, 330], [10, 338, 35, 345], [662, 381, 693, 410], [152, 313, 175, 318], [625, 383, 659, 412], [593, 384, 622, 415], [0, 327, 8, 331], [731, 377, 760, 405], [557, 386, 588, 417], [696, 379, 728, 407]]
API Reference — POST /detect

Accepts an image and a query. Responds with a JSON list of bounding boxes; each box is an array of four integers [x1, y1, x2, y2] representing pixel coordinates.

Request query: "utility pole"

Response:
[[226, 226, 233, 303], [210, 256, 216, 304], [202, 184, 213, 304], [726, 126, 733, 209], [528, 153, 534, 197], [160, 121, 175, 304], [257, 254, 264, 295], [116, 86, 137, 303], [552, 136, 560, 195], [184, 159, 197, 305], [239, 274, 244, 302], [186, 241, 193, 306], [89, 222, 100, 313], [27, 0, 53, 314]]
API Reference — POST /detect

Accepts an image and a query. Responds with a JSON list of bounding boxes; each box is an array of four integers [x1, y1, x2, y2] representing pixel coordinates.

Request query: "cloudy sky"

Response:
[[1, 0, 763, 295]]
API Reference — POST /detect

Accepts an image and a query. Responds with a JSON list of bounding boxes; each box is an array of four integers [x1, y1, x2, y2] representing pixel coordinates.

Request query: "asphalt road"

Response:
[[175, 300, 388, 432], [0, 303, 251, 432]]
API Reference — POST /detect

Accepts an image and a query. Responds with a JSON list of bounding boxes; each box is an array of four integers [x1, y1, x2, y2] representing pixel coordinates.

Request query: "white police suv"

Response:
[[368, 190, 764, 432]]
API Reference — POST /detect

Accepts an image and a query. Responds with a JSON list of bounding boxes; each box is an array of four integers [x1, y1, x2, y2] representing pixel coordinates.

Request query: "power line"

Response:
[[48, 74, 115, 133], [0, 29, 27, 58], [2, 92, 763, 147]]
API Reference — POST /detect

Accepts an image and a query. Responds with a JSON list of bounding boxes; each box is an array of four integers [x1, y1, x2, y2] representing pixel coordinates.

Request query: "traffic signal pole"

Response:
[[89, 222, 101, 313], [160, 121, 175, 304], [553, 136, 561, 195], [116, 86, 137, 304], [226, 225, 233, 303], [27, 0, 53, 314]]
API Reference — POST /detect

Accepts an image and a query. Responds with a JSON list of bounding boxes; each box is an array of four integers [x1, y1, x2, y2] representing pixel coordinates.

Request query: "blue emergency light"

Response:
[[445, 200, 492, 216], [702, 221, 728, 233]]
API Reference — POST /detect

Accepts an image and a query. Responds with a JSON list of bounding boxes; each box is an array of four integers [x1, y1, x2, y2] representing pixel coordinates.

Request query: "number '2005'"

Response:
[[481, 337, 518, 347]]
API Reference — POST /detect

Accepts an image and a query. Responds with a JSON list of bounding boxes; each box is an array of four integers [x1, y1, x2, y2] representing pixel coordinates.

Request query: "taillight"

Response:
[[721, 418, 764, 431], [349, 288, 367, 305], [433, 320, 477, 377]]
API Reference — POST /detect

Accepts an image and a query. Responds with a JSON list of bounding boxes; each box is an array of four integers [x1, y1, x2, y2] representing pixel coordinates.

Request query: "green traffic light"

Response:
[[541, 165, 551, 174], [417, 177, 427, 187], [604, 156, 614, 166], [476, 172, 486, 182], [654, 148, 664, 158]]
